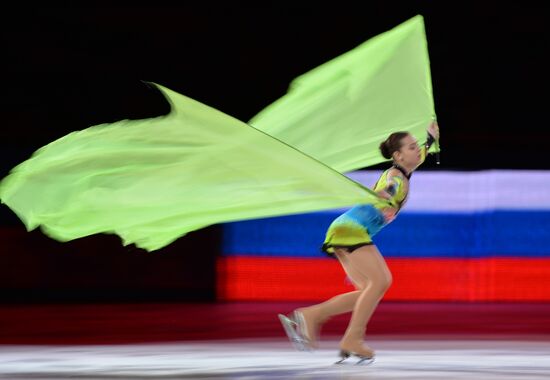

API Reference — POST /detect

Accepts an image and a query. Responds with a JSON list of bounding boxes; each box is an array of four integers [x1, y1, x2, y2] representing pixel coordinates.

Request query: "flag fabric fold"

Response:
[[0, 84, 382, 251], [250, 15, 437, 173]]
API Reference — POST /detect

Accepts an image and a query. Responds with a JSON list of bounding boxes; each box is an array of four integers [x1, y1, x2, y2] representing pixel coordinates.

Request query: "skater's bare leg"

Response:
[[295, 292, 359, 348], [339, 245, 392, 358], [294, 249, 367, 347]]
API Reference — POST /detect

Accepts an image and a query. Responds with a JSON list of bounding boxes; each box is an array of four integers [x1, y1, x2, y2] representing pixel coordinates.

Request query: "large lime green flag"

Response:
[[0, 15, 437, 252], [249, 15, 437, 173], [0, 84, 382, 251]]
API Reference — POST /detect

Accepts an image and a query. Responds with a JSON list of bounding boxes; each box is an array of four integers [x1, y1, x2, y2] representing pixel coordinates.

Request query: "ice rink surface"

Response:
[[1, 337, 549, 379]]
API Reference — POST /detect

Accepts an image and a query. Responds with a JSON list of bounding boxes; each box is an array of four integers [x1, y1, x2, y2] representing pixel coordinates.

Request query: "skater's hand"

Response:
[[428, 121, 439, 140]]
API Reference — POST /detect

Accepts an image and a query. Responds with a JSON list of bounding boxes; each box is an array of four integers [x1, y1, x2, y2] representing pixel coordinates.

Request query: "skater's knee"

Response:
[[381, 271, 392, 292], [369, 272, 392, 296]]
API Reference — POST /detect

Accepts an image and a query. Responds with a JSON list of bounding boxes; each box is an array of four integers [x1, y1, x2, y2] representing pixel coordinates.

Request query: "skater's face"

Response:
[[393, 134, 421, 167]]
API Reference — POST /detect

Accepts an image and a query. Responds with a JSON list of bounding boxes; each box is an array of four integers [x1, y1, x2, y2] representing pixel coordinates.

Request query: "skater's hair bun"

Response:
[[379, 132, 409, 160]]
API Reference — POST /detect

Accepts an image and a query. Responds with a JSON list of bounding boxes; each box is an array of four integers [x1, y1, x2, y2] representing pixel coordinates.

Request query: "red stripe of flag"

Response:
[[217, 256, 550, 301]]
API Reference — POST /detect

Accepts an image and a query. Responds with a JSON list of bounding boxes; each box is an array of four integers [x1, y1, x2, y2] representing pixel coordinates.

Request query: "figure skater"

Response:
[[279, 121, 440, 364]]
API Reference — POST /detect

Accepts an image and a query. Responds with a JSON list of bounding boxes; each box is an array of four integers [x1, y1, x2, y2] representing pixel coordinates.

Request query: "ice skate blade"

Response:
[[278, 314, 312, 352], [334, 350, 375, 365]]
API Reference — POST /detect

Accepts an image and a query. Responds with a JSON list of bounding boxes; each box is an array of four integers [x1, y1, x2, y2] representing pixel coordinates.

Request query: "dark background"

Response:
[[0, 3, 548, 303]]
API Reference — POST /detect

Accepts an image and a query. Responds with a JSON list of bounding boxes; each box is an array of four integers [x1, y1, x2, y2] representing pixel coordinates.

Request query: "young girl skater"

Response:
[[280, 121, 440, 364]]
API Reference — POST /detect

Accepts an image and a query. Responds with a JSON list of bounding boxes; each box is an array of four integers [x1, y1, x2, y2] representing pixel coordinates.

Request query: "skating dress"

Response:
[[321, 135, 434, 256]]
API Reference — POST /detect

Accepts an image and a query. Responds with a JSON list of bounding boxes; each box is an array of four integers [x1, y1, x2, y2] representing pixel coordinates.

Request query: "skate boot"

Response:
[[336, 342, 375, 365], [278, 313, 312, 352], [292, 309, 320, 349], [336, 328, 375, 365]]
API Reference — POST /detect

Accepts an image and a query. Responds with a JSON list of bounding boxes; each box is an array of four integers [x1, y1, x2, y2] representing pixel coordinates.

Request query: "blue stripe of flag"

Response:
[[222, 211, 550, 258]]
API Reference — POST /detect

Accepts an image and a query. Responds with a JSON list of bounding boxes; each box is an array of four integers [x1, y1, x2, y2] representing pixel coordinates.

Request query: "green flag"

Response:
[[0, 84, 382, 251], [249, 15, 437, 173], [0, 15, 437, 252]]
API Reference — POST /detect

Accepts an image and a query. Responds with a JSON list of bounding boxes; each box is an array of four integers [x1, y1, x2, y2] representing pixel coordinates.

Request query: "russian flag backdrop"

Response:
[[217, 170, 550, 302]]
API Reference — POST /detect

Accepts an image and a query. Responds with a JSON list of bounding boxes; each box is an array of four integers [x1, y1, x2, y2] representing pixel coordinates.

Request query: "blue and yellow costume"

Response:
[[322, 134, 435, 256]]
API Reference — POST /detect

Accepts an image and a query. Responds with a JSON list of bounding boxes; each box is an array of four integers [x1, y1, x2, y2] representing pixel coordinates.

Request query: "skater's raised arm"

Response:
[[416, 120, 440, 168]]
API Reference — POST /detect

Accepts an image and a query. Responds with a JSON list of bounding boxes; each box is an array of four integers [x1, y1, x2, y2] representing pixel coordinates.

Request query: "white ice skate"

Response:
[[277, 313, 312, 352], [334, 349, 375, 365]]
